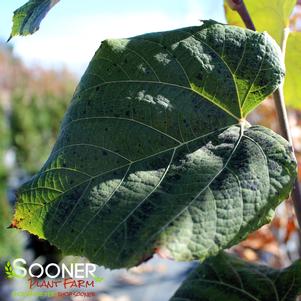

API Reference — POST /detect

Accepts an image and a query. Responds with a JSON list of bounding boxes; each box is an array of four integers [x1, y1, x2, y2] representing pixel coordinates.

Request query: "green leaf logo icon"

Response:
[[5, 261, 14, 279], [4, 261, 26, 279], [92, 275, 104, 283]]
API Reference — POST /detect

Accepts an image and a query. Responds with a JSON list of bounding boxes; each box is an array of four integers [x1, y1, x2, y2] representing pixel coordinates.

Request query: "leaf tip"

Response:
[[8, 218, 20, 229]]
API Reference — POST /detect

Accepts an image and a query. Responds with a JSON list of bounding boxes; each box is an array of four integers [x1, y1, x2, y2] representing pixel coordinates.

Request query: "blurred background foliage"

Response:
[[0, 184, 22, 259], [0, 41, 76, 262], [0, 104, 9, 179], [0, 41, 78, 301], [0, 42, 76, 173]]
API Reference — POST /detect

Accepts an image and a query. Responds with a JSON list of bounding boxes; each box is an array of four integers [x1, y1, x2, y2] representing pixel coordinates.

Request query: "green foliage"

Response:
[[0, 105, 9, 178], [11, 92, 71, 173], [13, 21, 296, 269], [9, 0, 60, 40], [0, 185, 22, 259], [0, 43, 76, 173], [0, 42, 73, 260], [224, 0, 301, 110], [284, 32, 301, 110], [170, 252, 301, 301], [0, 105, 20, 259], [224, 0, 295, 45]]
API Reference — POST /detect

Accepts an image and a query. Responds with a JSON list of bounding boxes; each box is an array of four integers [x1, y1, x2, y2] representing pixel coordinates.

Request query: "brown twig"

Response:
[[227, 0, 301, 233], [226, 0, 255, 30], [274, 28, 301, 236]]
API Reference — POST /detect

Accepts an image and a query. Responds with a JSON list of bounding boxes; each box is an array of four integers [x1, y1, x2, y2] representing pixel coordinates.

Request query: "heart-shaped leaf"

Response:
[[13, 21, 296, 268], [170, 252, 301, 301], [9, 0, 60, 40]]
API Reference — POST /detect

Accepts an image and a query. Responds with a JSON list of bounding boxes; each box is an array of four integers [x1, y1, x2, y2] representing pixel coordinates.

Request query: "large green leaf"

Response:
[[9, 0, 60, 40], [13, 21, 296, 268], [170, 252, 301, 301], [284, 32, 301, 110], [224, 0, 296, 45]]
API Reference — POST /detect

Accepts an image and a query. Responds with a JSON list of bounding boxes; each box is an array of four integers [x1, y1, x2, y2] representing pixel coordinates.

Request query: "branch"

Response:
[[226, 0, 255, 30], [227, 0, 301, 232]]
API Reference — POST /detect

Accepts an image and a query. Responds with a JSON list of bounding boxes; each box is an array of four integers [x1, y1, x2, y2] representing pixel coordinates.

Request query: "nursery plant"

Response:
[[7, 0, 301, 300]]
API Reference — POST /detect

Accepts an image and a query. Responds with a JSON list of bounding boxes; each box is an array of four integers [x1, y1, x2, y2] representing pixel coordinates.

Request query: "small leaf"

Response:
[[13, 21, 296, 269], [284, 32, 301, 110], [170, 252, 301, 301], [9, 0, 60, 40], [224, 0, 296, 45], [224, 0, 301, 110]]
